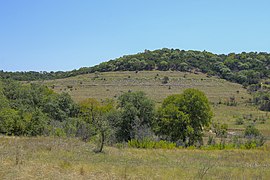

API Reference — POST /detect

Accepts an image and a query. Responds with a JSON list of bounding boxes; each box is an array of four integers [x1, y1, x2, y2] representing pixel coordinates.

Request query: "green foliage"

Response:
[[116, 91, 155, 142], [253, 91, 270, 111], [0, 79, 79, 136], [1, 49, 269, 88], [235, 117, 244, 125], [0, 108, 20, 135], [1, 49, 269, 112], [243, 125, 266, 148], [244, 125, 261, 137], [128, 139, 176, 149], [25, 109, 49, 136], [43, 92, 79, 122], [212, 122, 228, 138], [156, 88, 212, 146], [79, 98, 117, 152]]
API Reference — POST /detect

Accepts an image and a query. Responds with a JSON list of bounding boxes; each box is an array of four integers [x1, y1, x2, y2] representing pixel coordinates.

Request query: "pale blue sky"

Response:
[[0, 0, 269, 71]]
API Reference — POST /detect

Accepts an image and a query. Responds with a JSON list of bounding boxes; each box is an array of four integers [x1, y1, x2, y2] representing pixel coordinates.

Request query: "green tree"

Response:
[[156, 89, 212, 146], [79, 98, 116, 152], [25, 109, 49, 136], [0, 108, 20, 135], [117, 91, 155, 142]]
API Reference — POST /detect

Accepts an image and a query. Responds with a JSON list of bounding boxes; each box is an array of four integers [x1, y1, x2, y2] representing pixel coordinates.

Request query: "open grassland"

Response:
[[1, 136, 270, 180], [40, 71, 270, 136]]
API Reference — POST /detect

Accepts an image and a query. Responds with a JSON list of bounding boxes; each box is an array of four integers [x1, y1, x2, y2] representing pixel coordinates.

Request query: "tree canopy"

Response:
[[156, 89, 213, 146], [1, 49, 269, 87], [116, 91, 155, 142]]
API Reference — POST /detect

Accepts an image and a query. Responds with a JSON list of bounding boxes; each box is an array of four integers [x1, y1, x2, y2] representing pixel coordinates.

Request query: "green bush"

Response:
[[244, 125, 260, 137], [128, 139, 176, 149], [235, 117, 244, 125]]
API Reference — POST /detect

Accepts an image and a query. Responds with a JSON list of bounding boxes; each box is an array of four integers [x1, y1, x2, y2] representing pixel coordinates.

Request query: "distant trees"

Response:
[[252, 90, 270, 111], [156, 89, 213, 146]]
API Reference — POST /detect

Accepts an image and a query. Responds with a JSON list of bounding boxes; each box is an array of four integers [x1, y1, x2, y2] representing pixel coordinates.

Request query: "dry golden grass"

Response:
[[1, 136, 270, 180]]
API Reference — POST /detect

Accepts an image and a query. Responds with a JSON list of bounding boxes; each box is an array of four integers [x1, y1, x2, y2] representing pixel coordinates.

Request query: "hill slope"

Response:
[[39, 70, 270, 135]]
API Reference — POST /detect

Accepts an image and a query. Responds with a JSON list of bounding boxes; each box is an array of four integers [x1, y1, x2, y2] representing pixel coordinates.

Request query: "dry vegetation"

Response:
[[40, 71, 270, 136], [0, 136, 270, 180]]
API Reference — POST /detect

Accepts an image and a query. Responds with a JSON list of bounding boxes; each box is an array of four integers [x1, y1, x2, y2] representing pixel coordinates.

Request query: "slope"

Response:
[[39, 70, 270, 136]]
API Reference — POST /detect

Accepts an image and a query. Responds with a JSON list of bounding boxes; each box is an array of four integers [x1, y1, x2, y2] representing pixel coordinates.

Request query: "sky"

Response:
[[0, 0, 270, 72]]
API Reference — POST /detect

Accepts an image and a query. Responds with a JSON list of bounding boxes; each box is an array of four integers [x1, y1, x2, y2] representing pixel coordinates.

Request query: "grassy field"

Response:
[[1, 136, 270, 180], [39, 70, 270, 136]]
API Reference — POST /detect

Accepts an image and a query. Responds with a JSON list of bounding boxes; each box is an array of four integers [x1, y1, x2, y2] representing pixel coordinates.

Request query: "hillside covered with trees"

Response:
[[1, 49, 269, 86]]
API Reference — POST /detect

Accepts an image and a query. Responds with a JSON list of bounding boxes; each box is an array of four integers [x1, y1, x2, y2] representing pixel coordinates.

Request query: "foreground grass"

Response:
[[1, 136, 270, 179]]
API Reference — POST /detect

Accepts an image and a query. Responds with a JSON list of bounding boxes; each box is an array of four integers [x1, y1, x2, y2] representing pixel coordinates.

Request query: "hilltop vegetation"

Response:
[[1, 49, 269, 86]]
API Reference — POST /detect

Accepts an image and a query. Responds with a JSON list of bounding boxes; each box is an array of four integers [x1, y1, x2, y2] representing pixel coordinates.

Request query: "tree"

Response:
[[156, 88, 212, 146], [25, 109, 49, 136], [0, 108, 20, 135], [117, 91, 155, 142], [79, 98, 116, 152]]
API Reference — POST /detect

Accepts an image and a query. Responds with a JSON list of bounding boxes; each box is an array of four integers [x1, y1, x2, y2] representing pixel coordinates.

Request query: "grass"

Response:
[[1, 136, 270, 179], [38, 70, 270, 136]]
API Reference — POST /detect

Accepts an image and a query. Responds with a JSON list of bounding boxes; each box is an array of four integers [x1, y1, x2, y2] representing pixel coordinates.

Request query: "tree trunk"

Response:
[[97, 131, 105, 153]]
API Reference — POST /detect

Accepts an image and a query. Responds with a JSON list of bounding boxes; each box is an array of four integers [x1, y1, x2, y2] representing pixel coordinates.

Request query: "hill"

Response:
[[39, 70, 270, 136], [1, 49, 269, 87], [2, 48, 269, 113]]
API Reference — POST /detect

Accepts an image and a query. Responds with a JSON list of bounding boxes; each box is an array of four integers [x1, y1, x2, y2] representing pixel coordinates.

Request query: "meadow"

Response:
[[1, 136, 270, 180]]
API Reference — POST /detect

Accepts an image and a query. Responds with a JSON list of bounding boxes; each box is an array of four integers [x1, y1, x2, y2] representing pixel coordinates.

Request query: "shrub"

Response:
[[235, 117, 244, 125], [128, 139, 176, 149], [207, 136, 216, 145], [162, 76, 169, 84], [244, 125, 260, 138], [212, 122, 228, 138]]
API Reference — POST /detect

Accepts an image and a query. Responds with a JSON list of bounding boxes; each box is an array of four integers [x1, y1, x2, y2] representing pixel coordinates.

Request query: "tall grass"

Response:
[[1, 136, 270, 179]]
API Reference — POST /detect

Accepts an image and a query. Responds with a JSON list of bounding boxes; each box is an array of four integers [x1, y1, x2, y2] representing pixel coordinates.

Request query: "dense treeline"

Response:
[[1, 49, 269, 86]]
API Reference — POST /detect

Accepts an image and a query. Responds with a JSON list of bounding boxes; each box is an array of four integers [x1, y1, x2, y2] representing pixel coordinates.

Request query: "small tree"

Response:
[[79, 98, 116, 153]]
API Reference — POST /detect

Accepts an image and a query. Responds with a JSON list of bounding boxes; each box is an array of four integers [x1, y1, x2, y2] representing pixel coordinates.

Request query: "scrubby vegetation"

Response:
[[0, 77, 267, 153], [1, 48, 269, 111]]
